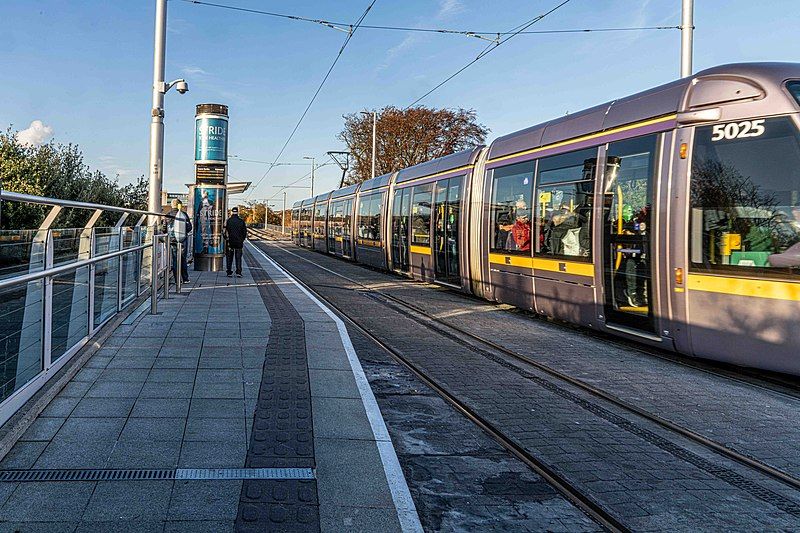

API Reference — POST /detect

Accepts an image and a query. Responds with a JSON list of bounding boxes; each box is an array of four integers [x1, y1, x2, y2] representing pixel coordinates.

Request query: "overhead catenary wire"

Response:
[[244, 0, 378, 199], [230, 156, 313, 166], [406, 0, 574, 108], [178, 0, 678, 40], [266, 162, 335, 202]]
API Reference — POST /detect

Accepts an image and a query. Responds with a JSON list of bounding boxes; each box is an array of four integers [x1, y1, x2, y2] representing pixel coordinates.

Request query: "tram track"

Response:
[[248, 240, 628, 532], [252, 238, 800, 500]]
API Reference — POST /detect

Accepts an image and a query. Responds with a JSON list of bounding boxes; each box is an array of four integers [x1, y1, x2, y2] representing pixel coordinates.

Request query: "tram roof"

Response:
[[395, 146, 485, 184], [488, 62, 800, 161], [358, 172, 393, 192], [330, 183, 360, 199]]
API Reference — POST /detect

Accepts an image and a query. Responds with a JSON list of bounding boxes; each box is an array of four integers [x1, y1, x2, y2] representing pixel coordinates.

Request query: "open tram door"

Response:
[[601, 135, 659, 335], [433, 177, 462, 286]]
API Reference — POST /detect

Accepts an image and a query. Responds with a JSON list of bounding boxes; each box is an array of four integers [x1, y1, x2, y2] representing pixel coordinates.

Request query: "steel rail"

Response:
[[247, 244, 628, 533], [0, 190, 174, 218], [0, 243, 152, 291], [262, 239, 800, 494]]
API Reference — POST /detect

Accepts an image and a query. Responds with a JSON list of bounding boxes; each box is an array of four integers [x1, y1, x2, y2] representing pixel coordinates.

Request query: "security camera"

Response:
[[175, 80, 189, 94]]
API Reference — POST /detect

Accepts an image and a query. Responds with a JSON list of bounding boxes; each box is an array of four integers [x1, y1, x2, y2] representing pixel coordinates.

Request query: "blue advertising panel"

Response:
[[195, 116, 228, 162], [194, 186, 226, 256]]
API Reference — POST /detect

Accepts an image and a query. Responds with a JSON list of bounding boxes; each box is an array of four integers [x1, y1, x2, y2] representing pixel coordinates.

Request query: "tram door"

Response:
[[602, 135, 658, 333], [328, 201, 339, 254], [433, 177, 462, 285], [391, 188, 411, 272], [341, 199, 354, 259], [330, 201, 342, 255]]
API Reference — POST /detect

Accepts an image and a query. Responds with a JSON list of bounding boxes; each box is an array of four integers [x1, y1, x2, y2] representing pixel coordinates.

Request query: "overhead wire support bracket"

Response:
[[466, 32, 501, 44]]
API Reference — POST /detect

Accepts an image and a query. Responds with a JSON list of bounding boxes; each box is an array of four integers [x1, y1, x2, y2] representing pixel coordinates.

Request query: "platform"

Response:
[[0, 246, 419, 532]]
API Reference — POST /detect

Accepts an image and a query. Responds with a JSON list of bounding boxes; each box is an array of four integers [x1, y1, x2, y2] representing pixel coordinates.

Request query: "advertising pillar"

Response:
[[193, 103, 228, 271]]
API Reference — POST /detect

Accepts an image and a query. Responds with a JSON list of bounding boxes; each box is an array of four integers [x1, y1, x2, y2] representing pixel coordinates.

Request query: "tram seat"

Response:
[[768, 243, 800, 268]]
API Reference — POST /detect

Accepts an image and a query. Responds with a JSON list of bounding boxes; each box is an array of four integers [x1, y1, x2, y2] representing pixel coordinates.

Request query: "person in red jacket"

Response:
[[506, 199, 531, 252]]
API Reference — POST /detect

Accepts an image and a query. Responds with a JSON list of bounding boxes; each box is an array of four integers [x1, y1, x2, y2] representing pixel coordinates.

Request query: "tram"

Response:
[[291, 63, 800, 375]]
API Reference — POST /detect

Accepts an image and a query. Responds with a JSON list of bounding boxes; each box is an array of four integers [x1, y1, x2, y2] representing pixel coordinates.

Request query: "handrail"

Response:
[[0, 189, 174, 219], [0, 242, 153, 291]]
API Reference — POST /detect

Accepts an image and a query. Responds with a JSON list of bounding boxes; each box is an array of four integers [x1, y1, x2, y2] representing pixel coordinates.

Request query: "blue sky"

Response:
[[1, 0, 798, 206]]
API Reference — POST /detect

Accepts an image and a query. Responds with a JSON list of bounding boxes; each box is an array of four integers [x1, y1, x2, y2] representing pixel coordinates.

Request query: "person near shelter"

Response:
[[225, 206, 246, 278], [167, 199, 191, 284]]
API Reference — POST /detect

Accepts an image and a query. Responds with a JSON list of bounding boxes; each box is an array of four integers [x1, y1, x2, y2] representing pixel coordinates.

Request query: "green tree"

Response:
[[0, 128, 146, 230]]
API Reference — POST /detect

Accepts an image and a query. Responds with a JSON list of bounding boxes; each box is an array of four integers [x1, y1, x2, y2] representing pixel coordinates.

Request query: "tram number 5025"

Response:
[[711, 119, 766, 141]]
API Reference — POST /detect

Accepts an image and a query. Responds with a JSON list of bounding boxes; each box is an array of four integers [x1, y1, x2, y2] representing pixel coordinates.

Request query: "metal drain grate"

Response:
[[0, 467, 314, 482], [176, 468, 314, 480]]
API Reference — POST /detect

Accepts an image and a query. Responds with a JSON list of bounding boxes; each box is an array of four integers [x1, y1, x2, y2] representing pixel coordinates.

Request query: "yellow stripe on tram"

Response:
[[687, 273, 800, 302], [532, 258, 594, 277], [488, 254, 594, 277], [489, 253, 533, 269], [410, 245, 431, 256]]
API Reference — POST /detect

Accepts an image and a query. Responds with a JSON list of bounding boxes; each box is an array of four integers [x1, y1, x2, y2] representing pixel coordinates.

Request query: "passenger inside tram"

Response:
[[505, 199, 531, 252], [617, 203, 649, 309]]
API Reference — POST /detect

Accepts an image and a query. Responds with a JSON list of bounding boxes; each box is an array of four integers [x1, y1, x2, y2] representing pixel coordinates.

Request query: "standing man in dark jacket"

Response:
[[225, 206, 246, 277]]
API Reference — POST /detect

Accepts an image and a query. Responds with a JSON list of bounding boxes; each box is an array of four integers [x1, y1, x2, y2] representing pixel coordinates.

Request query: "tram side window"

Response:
[[357, 193, 381, 244], [357, 195, 370, 240], [411, 184, 433, 246], [789, 81, 800, 106], [489, 161, 535, 254], [535, 148, 597, 260], [690, 116, 800, 274]]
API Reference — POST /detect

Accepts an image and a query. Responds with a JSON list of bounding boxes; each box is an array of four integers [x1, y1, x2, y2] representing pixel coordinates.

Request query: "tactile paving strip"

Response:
[[235, 250, 320, 532]]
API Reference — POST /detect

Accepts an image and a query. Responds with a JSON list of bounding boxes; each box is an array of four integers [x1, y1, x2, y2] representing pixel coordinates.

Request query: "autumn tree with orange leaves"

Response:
[[338, 106, 488, 185]]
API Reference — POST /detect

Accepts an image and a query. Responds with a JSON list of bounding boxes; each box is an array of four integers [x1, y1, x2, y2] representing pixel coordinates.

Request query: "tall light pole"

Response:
[[303, 156, 316, 197], [147, 0, 189, 223], [680, 0, 694, 78], [282, 191, 287, 234], [360, 111, 377, 179]]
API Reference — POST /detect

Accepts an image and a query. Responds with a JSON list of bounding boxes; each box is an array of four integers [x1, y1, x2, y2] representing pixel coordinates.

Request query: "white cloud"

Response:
[[437, 0, 464, 18], [379, 0, 466, 70], [16, 120, 54, 147], [181, 66, 209, 76], [389, 34, 419, 56]]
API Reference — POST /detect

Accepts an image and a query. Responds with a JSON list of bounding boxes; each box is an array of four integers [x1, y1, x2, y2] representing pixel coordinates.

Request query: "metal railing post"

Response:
[[88, 229, 96, 334], [163, 233, 170, 299], [115, 214, 127, 311], [135, 217, 147, 296], [42, 230, 54, 370], [176, 241, 182, 294], [150, 235, 159, 315]]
